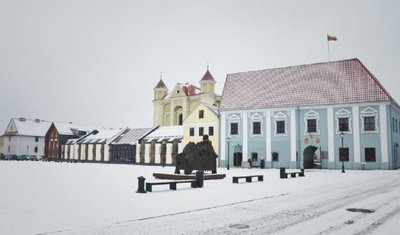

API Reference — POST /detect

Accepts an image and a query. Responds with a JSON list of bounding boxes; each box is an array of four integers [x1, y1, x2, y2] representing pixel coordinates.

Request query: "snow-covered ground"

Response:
[[1, 161, 399, 235]]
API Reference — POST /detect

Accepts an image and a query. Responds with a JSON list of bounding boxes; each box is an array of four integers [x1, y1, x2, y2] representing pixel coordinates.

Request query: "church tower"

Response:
[[153, 78, 168, 126], [199, 66, 216, 94]]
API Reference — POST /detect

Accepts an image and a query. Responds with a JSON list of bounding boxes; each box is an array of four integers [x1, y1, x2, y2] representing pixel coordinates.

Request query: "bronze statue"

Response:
[[175, 135, 218, 175]]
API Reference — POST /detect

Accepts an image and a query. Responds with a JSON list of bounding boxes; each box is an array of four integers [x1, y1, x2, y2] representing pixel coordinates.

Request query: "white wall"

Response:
[[3, 135, 44, 157]]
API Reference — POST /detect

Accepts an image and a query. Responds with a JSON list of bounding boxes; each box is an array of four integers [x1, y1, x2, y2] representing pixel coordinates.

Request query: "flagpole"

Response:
[[327, 37, 331, 62]]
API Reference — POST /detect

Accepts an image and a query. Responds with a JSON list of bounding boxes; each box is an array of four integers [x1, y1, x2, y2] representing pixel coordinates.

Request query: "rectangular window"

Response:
[[253, 122, 261, 135], [9, 136, 11, 142], [276, 120, 285, 134], [199, 110, 204, 119], [34, 147, 38, 153], [307, 119, 317, 133], [272, 152, 279, 161], [339, 118, 349, 132], [365, 148, 376, 162], [364, 117, 375, 131], [8, 146, 10, 152], [230, 123, 238, 135], [339, 147, 349, 161], [208, 126, 214, 136], [35, 136, 39, 142], [393, 118, 396, 132], [199, 127, 204, 136], [189, 128, 195, 137]]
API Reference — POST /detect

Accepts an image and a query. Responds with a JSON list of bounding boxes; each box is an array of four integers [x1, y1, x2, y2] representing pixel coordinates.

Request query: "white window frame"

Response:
[[304, 110, 320, 135], [228, 114, 240, 137], [274, 111, 288, 136], [335, 108, 352, 134], [360, 107, 379, 134], [250, 113, 263, 137]]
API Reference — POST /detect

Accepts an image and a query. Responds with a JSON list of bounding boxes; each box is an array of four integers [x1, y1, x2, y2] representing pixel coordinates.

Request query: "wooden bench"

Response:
[[146, 180, 198, 192], [280, 168, 305, 179], [232, 175, 263, 183]]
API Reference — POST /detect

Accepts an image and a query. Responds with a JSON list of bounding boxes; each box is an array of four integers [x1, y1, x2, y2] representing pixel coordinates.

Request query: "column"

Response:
[[379, 104, 389, 168], [220, 112, 226, 161], [166, 143, 173, 164], [290, 109, 297, 165], [353, 105, 361, 166], [145, 144, 150, 163], [155, 143, 161, 164], [242, 112, 248, 165], [327, 107, 335, 168], [266, 110, 272, 164]]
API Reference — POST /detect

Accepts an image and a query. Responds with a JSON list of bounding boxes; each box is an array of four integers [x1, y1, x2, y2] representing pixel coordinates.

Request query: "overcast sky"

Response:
[[1, 0, 399, 133]]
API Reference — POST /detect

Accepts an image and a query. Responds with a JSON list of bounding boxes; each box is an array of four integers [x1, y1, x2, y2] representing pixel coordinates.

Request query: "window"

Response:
[[393, 118, 396, 132], [304, 110, 320, 135], [365, 148, 376, 162], [339, 147, 349, 161], [34, 147, 38, 153], [276, 121, 285, 134], [307, 119, 317, 133], [8, 146, 10, 152], [272, 152, 279, 161], [35, 136, 39, 142], [253, 122, 261, 135], [9, 136, 11, 142], [361, 107, 378, 133], [339, 118, 349, 132], [230, 123, 238, 135], [199, 110, 204, 119], [208, 126, 214, 136], [199, 127, 204, 136], [189, 128, 195, 137], [364, 117, 375, 131]]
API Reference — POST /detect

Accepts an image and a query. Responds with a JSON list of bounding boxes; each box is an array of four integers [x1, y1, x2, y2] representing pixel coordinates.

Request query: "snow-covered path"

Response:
[[1, 162, 399, 235], [82, 169, 400, 235]]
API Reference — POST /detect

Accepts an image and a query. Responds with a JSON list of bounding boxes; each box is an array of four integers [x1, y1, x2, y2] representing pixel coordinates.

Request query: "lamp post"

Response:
[[340, 131, 345, 173], [227, 137, 230, 170]]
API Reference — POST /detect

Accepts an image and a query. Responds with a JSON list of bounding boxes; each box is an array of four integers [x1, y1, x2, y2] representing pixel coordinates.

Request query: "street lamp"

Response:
[[340, 131, 345, 173], [227, 137, 230, 170]]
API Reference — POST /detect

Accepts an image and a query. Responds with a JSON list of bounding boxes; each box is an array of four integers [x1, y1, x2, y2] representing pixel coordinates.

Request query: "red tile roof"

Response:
[[200, 70, 215, 82], [154, 79, 167, 89], [220, 58, 396, 112], [182, 83, 201, 96]]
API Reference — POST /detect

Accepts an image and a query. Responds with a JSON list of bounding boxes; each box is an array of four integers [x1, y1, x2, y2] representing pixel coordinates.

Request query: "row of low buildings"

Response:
[[1, 58, 400, 169]]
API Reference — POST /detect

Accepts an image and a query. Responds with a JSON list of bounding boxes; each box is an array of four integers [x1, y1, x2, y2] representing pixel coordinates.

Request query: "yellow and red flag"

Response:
[[327, 34, 337, 41]]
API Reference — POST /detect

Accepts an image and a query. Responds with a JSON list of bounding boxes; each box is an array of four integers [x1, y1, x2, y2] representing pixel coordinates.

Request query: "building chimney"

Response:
[[35, 119, 40, 123], [19, 117, 26, 122]]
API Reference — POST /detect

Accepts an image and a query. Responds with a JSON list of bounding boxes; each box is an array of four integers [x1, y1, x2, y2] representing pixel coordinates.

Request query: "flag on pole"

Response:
[[327, 34, 337, 41]]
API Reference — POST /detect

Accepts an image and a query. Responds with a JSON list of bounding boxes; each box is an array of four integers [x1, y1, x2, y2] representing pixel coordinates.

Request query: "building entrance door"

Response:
[[303, 146, 318, 169]]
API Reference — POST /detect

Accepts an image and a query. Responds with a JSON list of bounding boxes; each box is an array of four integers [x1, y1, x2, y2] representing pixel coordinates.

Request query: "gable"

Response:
[[183, 103, 218, 125], [170, 84, 186, 98], [5, 119, 18, 134]]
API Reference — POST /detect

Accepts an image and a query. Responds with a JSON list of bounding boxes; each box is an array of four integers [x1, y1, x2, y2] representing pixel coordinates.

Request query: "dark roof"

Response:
[[110, 127, 156, 145], [154, 79, 167, 89], [220, 58, 395, 112], [200, 70, 215, 82]]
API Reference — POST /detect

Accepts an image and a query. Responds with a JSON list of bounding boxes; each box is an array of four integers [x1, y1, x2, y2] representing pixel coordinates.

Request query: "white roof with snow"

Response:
[[145, 126, 183, 139], [3, 118, 52, 137]]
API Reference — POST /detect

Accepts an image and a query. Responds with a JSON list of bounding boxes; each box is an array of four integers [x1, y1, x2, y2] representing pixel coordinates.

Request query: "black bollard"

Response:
[[280, 167, 287, 179], [136, 176, 146, 193], [196, 171, 204, 188]]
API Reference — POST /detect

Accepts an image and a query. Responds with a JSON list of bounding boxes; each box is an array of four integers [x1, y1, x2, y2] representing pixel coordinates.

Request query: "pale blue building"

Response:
[[219, 58, 400, 170]]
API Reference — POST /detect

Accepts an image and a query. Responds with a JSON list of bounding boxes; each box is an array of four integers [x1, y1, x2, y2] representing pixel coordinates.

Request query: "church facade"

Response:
[[152, 69, 221, 127], [219, 58, 400, 170]]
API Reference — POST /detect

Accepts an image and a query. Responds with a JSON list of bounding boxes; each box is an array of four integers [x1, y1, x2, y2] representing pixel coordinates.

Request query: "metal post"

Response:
[[341, 132, 345, 173]]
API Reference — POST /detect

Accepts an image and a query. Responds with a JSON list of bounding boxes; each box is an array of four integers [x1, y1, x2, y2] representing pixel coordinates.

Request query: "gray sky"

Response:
[[1, 0, 399, 133]]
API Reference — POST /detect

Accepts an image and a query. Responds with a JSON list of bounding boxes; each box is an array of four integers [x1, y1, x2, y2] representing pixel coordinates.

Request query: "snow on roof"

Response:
[[52, 122, 98, 136], [77, 128, 126, 143], [6, 118, 52, 137], [111, 127, 156, 145], [145, 126, 183, 139], [220, 58, 396, 112]]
